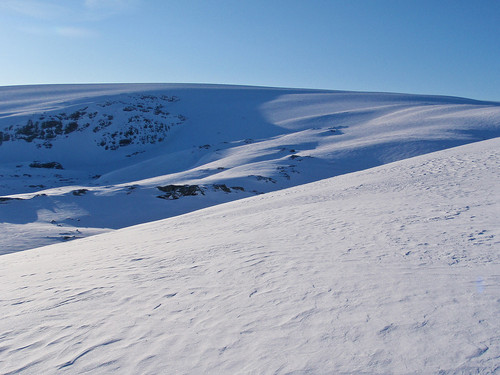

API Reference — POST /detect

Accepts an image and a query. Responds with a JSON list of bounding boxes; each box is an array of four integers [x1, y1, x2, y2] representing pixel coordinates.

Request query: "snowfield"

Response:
[[1, 84, 500, 252], [0, 137, 499, 374]]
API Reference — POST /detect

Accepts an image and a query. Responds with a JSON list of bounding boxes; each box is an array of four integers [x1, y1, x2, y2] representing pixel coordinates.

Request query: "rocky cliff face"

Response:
[[0, 94, 186, 150]]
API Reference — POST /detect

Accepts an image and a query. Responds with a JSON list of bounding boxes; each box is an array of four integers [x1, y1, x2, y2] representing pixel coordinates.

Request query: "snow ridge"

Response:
[[1, 83, 499, 253]]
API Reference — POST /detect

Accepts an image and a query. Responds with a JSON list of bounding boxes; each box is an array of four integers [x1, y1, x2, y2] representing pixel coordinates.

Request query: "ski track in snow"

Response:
[[1, 84, 500, 252], [0, 138, 498, 374]]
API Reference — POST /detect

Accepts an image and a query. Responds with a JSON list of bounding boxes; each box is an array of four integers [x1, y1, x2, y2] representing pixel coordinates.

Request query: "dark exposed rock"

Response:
[[69, 110, 86, 120], [327, 125, 348, 134], [41, 120, 62, 129], [15, 120, 38, 142], [0, 197, 22, 203], [126, 185, 138, 194], [1, 95, 185, 150], [213, 184, 231, 193], [64, 122, 78, 134], [156, 183, 245, 200], [119, 139, 132, 146], [251, 175, 276, 183], [29, 161, 64, 169], [157, 184, 204, 200], [72, 189, 88, 196]]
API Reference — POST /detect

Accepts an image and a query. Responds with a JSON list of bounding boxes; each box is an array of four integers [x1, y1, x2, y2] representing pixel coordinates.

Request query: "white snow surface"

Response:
[[1, 84, 500, 252], [0, 138, 499, 374]]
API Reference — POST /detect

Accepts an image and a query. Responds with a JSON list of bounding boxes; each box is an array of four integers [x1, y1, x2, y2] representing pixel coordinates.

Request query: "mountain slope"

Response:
[[1, 84, 500, 252], [0, 138, 498, 374]]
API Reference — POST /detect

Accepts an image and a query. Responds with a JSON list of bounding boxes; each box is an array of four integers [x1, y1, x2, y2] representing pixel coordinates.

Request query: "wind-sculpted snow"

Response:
[[0, 84, 499, 252], [0, 139, 498, 373]]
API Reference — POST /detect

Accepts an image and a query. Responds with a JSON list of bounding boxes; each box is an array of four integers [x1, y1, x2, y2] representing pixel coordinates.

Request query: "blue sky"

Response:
[[1, 0, 499, 101]]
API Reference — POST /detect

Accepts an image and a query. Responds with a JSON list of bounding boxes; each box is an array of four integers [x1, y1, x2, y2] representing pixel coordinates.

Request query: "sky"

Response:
[[0, 0, 499, 101]]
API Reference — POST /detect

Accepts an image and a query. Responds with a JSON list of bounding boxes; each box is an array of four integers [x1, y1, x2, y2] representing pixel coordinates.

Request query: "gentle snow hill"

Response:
[[0, 138, 498, 374], [1, 83, 500, 252]]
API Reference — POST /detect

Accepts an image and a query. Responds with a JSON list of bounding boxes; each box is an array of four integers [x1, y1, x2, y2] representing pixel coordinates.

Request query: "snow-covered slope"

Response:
[[0, 138, 498, 374], [1, 84, 500, 252]]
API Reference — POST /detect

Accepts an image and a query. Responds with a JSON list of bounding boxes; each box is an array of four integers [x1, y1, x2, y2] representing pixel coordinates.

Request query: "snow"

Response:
[[0, 137, 499, 374], [1, 84, 499, 372], [1, 84, 500, 252]]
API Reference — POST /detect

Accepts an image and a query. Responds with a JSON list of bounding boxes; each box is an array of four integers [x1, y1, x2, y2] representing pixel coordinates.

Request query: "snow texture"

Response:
[[1, 84, 500, 252], [0, 137, 499, 374]]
